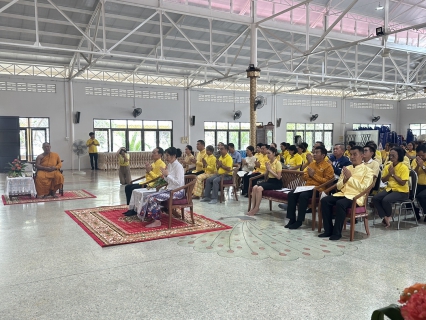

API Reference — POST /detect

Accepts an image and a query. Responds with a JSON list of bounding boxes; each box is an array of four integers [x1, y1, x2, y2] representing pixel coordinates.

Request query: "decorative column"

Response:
[[246, 66, 260, 146]]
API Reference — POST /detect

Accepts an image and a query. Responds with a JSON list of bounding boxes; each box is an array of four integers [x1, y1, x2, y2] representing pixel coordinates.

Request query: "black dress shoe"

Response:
[[284, 220, 296, 228], [288, 221, 303, 229], [95, 168, 100, 170], [329, 234, 342, 241], [318, 233, 331, 238], [124, 210, 137, 216]]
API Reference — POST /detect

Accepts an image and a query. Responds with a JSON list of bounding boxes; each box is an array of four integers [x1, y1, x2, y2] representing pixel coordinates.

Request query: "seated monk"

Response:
[[35, 142, 64, 198]]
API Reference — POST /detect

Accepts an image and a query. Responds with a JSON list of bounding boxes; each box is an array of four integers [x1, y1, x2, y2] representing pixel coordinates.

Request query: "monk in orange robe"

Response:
[[35, 142, 64, 197]]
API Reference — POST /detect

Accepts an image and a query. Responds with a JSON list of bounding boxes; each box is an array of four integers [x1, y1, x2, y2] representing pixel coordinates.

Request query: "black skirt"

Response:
[[257, 178, 283, 190]]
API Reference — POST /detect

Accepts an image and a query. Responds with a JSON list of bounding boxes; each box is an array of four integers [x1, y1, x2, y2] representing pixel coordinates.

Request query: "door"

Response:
[[31, 128, 48, 160], [0, 116, 20, 173]]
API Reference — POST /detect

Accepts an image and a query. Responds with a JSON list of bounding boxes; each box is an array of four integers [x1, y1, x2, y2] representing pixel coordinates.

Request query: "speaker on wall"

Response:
[[190, 115, 195, 126], [74, 111, 81, 124]]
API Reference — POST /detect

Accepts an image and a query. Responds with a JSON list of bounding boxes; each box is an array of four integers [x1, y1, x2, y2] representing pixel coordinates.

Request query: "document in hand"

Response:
[[293, 185, 316, 193], [277, 188, 293, 193]]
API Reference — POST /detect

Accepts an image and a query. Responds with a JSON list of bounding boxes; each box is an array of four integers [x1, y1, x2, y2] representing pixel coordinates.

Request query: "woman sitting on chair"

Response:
[[285, 145, 303, 170], [372, 147, 409, 228], [181, 144, 195, 173], [137, 147, 185, 228], [247, 146, 283, 216]]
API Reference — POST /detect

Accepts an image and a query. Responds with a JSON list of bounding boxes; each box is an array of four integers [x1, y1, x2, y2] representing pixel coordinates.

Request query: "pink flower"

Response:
[[401, 290, 426, 320]]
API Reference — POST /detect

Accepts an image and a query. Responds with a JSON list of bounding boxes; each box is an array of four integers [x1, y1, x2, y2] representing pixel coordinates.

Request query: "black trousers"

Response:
[[89, 153, 98, 169], [372, 190, 409, 218], [125, 183, 143, 205], [415, 184, 426, 213], [320, 195, 353, 236], [242, 172, 262, 194], [286, 189, 316, 222]]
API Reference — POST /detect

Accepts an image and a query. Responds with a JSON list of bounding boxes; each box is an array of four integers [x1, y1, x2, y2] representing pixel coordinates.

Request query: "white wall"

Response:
[[0, 74, 411, 170], [399, 99, 426, 137]]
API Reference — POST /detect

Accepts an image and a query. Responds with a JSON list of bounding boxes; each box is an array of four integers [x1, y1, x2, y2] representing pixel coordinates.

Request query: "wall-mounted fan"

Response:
[[254, 95, 265, 111], [132, 108, 142, 118], [310, 114, 319, 122], [233, 110, 242, 120], [72, 139, 88, 175], [372, 116, 381, 122]]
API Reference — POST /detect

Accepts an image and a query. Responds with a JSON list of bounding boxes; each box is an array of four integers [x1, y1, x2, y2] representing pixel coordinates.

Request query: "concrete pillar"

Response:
[[247, 67, 261, 146]]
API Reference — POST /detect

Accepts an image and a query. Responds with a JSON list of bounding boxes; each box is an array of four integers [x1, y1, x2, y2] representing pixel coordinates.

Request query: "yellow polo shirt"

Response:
[[344, 150, 350, 157], [119, 154, 130, 166], [143, 158, 166, 186], [406, 150, 416, 159], [364, 159, 380, 177], [193, 149, 207, 173], [254, 153, 269, 174], [286, 154, 303, 168], [412, 159, 426, 185], [375, 150, 382, 164], [204, 154, 217, 174], [383, 162, 409, 193], [267, 159, 282, 179], [86, 138, 99, 153], [218, 153, 233, 175]]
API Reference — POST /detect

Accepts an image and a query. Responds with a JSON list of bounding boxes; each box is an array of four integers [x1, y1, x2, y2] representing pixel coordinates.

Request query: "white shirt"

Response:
[[242, 155, 256, 172], [165, 160, 185, 190]]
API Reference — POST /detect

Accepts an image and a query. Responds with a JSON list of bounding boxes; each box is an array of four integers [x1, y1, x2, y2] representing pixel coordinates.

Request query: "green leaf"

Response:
[[371, 305, 403, 320]]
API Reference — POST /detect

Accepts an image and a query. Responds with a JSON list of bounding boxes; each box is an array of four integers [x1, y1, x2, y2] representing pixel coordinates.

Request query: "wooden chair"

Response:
[[164, 175, 197, 229], [219, 167, 239, 203], [30, 160, 64, 196], [318, 177, 377, 241]]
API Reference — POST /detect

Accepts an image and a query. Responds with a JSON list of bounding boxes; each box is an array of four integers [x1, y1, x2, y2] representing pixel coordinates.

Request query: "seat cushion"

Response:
[[223, 179, 234, 185], [346, 206, 366, 215], [172, 198, 189, 205], [262, 190, 289, 201]]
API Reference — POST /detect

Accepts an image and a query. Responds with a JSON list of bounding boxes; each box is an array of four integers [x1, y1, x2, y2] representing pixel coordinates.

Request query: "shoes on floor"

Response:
[[288, 221, 303, 229], [318, 233, 331, 238], [208, 199, 218, 204], [329, 234, 342, 241], [200, 198, 211, 202], [124, 210, 137, 216], [284, 219, 295, 228], [278, 203, 288, 210]]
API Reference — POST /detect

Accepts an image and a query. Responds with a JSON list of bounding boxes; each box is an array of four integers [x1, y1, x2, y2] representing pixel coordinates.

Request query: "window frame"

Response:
[[19, 117, 50, 161], [286, 122, 333, 151], [409, 123, 426, 138], [203, 121, 260, 150]]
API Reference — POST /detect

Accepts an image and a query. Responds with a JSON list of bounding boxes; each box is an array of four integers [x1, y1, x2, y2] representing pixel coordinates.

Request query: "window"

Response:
[[352, 123, 391, 130], [204, 122, 262, 150], [93, 119, 172, 152], [286, 123, 333, 151], [19, 117, 50, 161], [409, 124, 426, 138]]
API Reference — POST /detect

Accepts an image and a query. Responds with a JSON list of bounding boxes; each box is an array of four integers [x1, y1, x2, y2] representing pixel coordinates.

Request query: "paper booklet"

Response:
[[293, 185, 316, 193]]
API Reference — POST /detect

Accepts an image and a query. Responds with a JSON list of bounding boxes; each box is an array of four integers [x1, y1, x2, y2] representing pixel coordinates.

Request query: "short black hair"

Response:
[[301, 142, 309, 149], [256, 143, 264, 148], [297, 144, 307, 152], [206, 145, 214, 152], [350, 145, 364, 154], [392, 147, 405, 162], [416, 144, 426, 154], [166, 147, 182, 158], [228, 143, 235, 149], [269, 146, 278, 156], [280, 142, 287, 147], [314, 146, 327, 155], [348, 141, 356, 147], [89, 132, 94, 136], [156, 147, 164, 156], [288, 145, 297, 153], [366, 142, 378, 150], [246, 145, 255, 153], [222, 144, 229, 151], [315, 141, 324, 147], [363, 145, 376, 159], [197, 140, 205, 146]]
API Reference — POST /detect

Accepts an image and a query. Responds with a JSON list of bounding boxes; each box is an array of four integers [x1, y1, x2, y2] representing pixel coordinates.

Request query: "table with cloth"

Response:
[[5, 176, 36, 198]]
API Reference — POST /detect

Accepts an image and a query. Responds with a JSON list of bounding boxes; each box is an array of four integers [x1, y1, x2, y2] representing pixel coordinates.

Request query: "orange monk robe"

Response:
[[35, 152, 64, 196]]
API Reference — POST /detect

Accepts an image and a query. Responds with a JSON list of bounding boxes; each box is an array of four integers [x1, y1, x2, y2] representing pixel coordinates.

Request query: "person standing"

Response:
[[86, 132, 100, 170], [117, 147, 131, 185]]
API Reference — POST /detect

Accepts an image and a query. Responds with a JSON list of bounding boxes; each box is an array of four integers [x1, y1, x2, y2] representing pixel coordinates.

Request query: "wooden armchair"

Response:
[[318, 177, 377, 241], [30, 160, 64, 196], [164, 175, 197, 229], [219, 167, 240, 203]]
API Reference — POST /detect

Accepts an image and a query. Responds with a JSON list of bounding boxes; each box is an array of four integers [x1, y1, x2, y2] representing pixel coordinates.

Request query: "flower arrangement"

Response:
[[399, 283, 426, 320], [7, 158, 27, 178], [148, 177, 167, 190]]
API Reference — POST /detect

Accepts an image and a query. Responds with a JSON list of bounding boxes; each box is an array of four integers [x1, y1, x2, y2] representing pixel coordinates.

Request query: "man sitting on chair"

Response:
[[285, 146, 334, 229], [319, 146, 374, 240], [124, 147, 166, 205], [35, 142, 64, 198]]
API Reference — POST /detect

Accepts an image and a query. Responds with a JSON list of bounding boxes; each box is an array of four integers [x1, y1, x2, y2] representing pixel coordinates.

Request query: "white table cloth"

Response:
[[128, 188, 158, 218], [5, 176, 36, 197]]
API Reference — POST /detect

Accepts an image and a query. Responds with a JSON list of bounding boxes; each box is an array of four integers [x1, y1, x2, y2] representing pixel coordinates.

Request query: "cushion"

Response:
[[262, 190, 289, 201], [172, 198, 189, 205], [346, 206, 366, 215], [223, 179, 234, 185]]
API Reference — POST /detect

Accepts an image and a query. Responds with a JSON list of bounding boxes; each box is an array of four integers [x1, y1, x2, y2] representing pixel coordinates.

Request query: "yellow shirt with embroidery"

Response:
[[286, 154, 303, 168], [204, 154, 217, 174], [86, 139, 100, 153], [254, 153, 269, 174], [193, 149, 207, 173], [383, 162, 409, 193], [334, 163, 374, 206], [303, 160, 334, 190], [412, 159, 426, 186], [218, 153, 233, 175], [118, 154, 130, 166], [267, 159, 282, 179], [142, 158, 166, 186]]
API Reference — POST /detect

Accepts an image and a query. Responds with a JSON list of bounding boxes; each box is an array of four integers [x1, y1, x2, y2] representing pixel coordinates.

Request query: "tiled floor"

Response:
[[1, 170, 425, 319]]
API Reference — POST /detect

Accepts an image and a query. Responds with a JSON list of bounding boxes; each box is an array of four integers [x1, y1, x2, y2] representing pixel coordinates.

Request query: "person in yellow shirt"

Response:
[[247, 147, 283, 216], [241, 144, 268, 196], [372, 147, 409, 228], [381, 143, 390, 163], [412, 144, 426, 221], [285, 146, 335, 229], [189, 140, 207, 175], [320, 146, 374, 240], [124, 147, 166, 205], [86, 132, 100, 170], [366, 141, 382, 165], [117, 147, 131, 185], [201, 144, 233, 204], [405, 142, 416, 161], [382, 143, 411, 169], [362, 145, 380, 177], [285, 145, 303, 170], [344, 141, 355, 157], [279, 142, 289, 163], [193, 145, 217, 198]]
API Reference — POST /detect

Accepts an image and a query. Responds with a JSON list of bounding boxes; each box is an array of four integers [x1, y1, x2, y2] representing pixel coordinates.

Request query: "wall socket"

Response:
[[181, 136, 188, 144]]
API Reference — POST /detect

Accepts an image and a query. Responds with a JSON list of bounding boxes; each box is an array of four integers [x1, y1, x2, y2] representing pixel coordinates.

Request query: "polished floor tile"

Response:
[[1, 170, 425, 319]]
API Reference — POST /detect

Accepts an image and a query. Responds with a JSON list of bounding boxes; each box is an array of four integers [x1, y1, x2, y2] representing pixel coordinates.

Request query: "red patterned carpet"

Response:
[[65, 205, 232, 247], [2, 190, 96, 205]]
